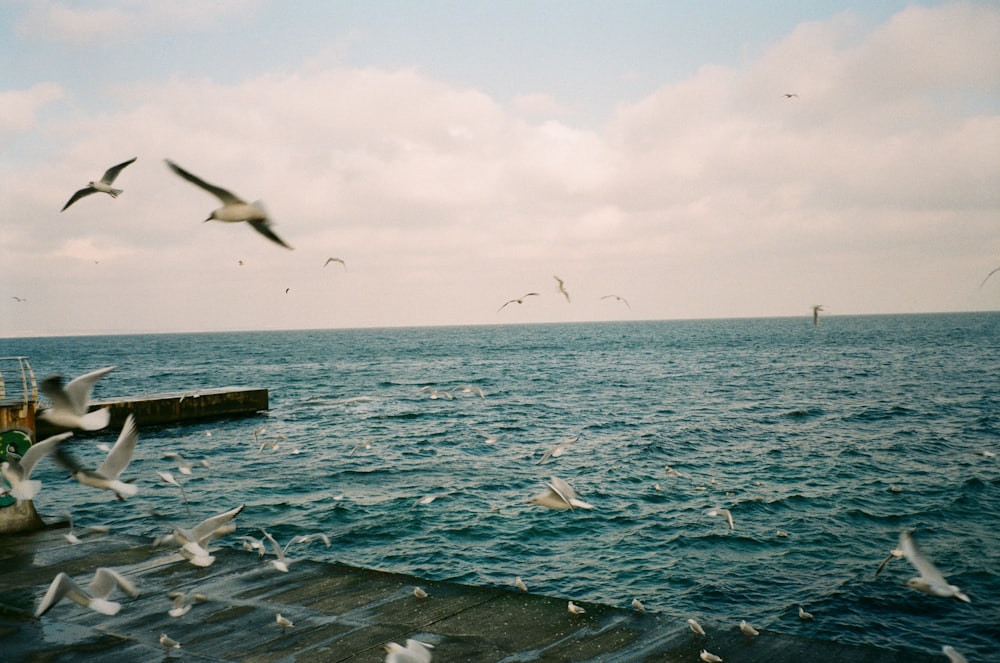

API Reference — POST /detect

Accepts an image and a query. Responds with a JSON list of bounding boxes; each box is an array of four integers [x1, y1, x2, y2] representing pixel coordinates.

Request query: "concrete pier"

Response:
[[0, 526, 943, 662]]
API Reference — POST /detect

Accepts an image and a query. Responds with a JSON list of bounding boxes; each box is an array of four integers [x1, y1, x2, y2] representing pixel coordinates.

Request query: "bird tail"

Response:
[[80, 408, 111, 431], [12, 479, 41, 502], [87, 598, 121, 615], [111, 481, 139, 498], [109, 187, 123, 197]]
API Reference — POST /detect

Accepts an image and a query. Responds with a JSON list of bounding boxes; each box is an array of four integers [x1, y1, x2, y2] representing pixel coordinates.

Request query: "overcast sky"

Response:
[[2, 1, 998, 337]]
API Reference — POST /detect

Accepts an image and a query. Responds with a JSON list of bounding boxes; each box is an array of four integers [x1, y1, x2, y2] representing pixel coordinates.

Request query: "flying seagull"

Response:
[[56, 414, 140, 499], [528, 476, 594, 510], [38, 365, 115, 431], [600, 294, 630, 308], [553, 276, 571, 302], [11, 296, 27, 302], [980, 266, 1000, 288], [0, 432, 72, 502], [707, 507, 735, 531], [498, 292, 540, 312], [812, 305, 824, 327], [36, 568, 139, 617], [160, 504, 245, 567], [784, 93, 799, 98], [61, 157, 137, 212], [324, 257, 346, 268], [899, 529, 970, 602], [384, 639, 434, 663], [164, 159, 293, 249]]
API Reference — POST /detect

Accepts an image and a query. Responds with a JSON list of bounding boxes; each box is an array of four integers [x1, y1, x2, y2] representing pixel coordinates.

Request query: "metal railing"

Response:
[[0, 356, 37, 407]]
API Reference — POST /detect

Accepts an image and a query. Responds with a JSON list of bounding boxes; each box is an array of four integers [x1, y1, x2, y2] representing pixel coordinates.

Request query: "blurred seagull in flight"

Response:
[[167, 590, 208, 617], [528, 476, 594, 510], [875, 544, 904, 577], [536, 436, 579, 464], [36, 568, 139, 617], [707, 508, 734, 531], [784, 93, 799, 98], [157, 504, 245, 567], [384, 639, 433, 663], [324, 257, 346, 268], [980, 265, 1000, 288], [498, 292, 540, 312], [899, 529, 970, 602], [57, 414, 139, 500], [600, 294, 630, 308], [553, 276, 571, 302], [942, 645, 969, 663], [0, 432, 72, 502], [61, 157, 137, 211], [38, 365, 115, 431], [165, 159, 293, 249]]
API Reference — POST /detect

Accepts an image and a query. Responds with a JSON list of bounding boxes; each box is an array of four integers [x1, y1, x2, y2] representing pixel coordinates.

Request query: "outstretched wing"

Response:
[[100, 157, 137, 185], [88, 567, 139, 599], [19, 432, 73, 477], [248, 219, 293, 249], [165, 159, 244, 205], [97, 415, 138, 479], [899, 530, 949, 586], [61, 366, 116, 415], [61, 187, 96, 212], [191, 504, 245, 544]]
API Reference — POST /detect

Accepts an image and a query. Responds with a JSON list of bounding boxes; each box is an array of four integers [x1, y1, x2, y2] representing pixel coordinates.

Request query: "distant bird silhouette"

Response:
[[784, 93, 799, 98], [553, 276, 571, 302], [600, 294, 630, 308], [812, 305, 824, 327], [165, 159, 293, 249], [980, 266, 1000, 288], [324, 257, 346, 268], [11, 296, 27, 302], [61, 157, 137, 211], [498, 292, 540, 312]]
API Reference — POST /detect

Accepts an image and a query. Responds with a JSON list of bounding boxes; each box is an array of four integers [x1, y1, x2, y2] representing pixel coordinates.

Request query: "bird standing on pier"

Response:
[[61, 157, 137, 211]]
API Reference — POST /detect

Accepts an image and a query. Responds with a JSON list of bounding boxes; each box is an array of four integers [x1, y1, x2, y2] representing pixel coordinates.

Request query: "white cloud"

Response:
[[0, 82, 64, 136]]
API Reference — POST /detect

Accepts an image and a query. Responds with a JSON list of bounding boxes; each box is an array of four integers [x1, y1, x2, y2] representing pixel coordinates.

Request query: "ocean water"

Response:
[[2, 313, 999, 659]]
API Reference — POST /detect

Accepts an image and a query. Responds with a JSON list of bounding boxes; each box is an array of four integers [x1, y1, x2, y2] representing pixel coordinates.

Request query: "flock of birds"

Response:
[[0, 361, 980, 662]]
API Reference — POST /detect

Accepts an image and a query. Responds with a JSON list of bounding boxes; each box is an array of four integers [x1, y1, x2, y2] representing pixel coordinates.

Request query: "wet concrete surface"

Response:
[[0, 525, 941, 662]]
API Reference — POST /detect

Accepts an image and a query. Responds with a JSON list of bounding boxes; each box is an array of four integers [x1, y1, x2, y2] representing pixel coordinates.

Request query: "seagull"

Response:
[[528, 476, 594, 510], [348, 439, 374, 456], [413, 586, 429, 598], [419, 386, 453, 400], [384, 639, 434, 663], [36, 568, 139, 617], [942, 645, 969, 663], [631, 598, 645, 611], [165, 159, 293, 249], [699, 650, 723, 663], [899, 529, 970, 602], [687, 618, 706, 636], [451, 385, 485, 398], [11, 296, 27, 302], [56, 414, 139, 499], [258, 434, 286, 453], [261, 529, 293, 572], [159, 633, 181, 651], [798, 606, 813, 620], [600, 294, 630, 308], [162, 452, 209, 475], [514, 577, 527, 591], [784, 93, 799, 98], [157, 471, 192, 518], [157, 504, 245, 567], [812, 305, 824, 327], [553, 276, 571, 302], [567, 600, 586, 615], [167, 591, 208, 617], [740, 620, 759, 637], [536, 436, 579, 464], [324, 257, 346, 268], [61, 157, 137, 212], [980, 266, 1000, 288], [413, 492, 451, 508], [276, 613, 294, 631], [498, 292, 540, 312], [240, 535, 267, 557], [470, 427, 498, 445], [0, 432, 72, 502], [707, 508, 734, 531], [37, 365, 115, 431]]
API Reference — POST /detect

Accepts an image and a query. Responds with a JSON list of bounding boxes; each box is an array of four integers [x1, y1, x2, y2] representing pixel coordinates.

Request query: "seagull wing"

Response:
[[190, 504, 245, 544], [261, 530, 287, 562], [247, 218, 293, 249], [547, 477, 578, 509], [36, 573, 92, 616], [97, 415, 138, 480], [100, 157, 137, 184], [61, 187, 97, 212], [61, 366, 116, 415], [875, 550, 900, 577], [899, 530, 950, 586], [165, 159, 245, 204], [88, 567, 139, 599], [19, 432, 73, 477], [980, 266, 1000, 288]]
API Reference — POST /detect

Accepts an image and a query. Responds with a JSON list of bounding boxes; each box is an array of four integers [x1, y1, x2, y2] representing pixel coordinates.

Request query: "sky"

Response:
[[1, 0, 998, 336]]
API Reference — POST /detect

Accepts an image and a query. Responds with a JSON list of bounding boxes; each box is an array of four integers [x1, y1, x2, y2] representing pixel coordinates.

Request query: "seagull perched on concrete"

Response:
[[498, 292, 539, 312], [165, 159, 293, 249], [37, 365, 115, 431], [699, 650, 723, 663], [56, 415, 139, 499], [687, 618, 706, 636], [568, 600, 586, 615], [0, 432, 72, 502], [276, 613, 294, 632], [61, 157, 137, 211], [36, 568, 139, 617], [553, 276, 571, 302], [899, 529, 970, 602]]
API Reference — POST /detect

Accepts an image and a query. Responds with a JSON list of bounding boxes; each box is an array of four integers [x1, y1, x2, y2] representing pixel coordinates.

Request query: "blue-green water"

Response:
[[2, 313, 999, 658]]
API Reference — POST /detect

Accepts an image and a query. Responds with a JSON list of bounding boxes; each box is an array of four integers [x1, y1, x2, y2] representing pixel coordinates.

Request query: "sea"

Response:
[[2, 312, 998, 659]]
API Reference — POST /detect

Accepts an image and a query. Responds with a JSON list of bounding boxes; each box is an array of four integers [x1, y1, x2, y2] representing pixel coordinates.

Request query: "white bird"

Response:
[[384, 639, 434, 663], [162, 452, 209, 475], [37, 366, 115, 431], [324, 257, 346, 268], [798, 606, 813, 620], [600, 294, 630, 308], [57, 415, 139, 499], [0, 432, 72, 501], [942, 645, 969, 663], [413, 586, 428, 598], [899, 530, 970, 602], [240, 535, 267, 557], [452, 385, 485, 398], [349, 439, 374, 455], [413, 492, 450, 508], [261, 529, 292, 572], [707, 508, 734, 531], [740, 620, 759, 637], [419, 386, 452, 400], [159, 504, 245, 567], [979, 266, 1000, 288], [36, 568, 139, 617], [553, 276, 571, 302], [159, 633, 181, 650], [165, 159, 293, 249], [258, 434, 286, 453], [700, 650, 723, 663], [528, 476, 594, 511], [514, 577, 527, 591], [567, 600, 586, 615], [167, 591, 208, 617], [536, 436, 579, 464], [276, 613, 294, 631], [498, 292, 540, 312], [631, 598, 645, 611], [687, 618, 706, 636], [287, 532, 331, 549], [61, 157, 137, 211]]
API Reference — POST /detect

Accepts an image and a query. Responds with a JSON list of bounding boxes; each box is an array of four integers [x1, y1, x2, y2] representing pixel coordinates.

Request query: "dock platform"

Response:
[[0, 526, 942, 662]]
